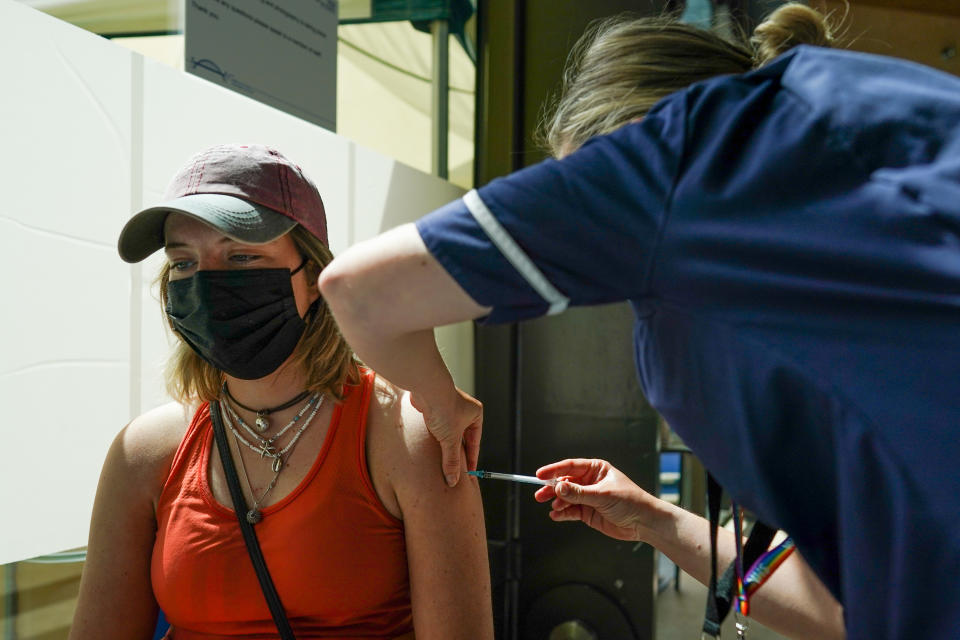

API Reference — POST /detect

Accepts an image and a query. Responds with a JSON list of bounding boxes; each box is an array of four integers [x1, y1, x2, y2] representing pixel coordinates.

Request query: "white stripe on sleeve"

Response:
[[462, 189, 569, 315]]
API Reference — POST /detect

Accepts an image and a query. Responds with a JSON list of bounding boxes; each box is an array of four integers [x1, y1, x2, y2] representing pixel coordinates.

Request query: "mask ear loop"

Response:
[[291, 256, 324, 319], [290, 256, 309, 276]]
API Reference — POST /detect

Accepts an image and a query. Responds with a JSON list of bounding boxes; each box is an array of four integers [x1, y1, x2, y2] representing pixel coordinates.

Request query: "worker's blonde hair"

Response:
[[541, 3, 835, 157], [158, 225, 360, 403]]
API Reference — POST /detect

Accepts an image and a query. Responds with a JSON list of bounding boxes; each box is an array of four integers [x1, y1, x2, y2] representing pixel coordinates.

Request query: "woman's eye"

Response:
[[230, 254, 261, 265], [170, 260, 195, 272]]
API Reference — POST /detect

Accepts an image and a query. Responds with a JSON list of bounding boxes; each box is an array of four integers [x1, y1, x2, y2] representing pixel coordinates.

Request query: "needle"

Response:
[[467, 470, 557, 486]]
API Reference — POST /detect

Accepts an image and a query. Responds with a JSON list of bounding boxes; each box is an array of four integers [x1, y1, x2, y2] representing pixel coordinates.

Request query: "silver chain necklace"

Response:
[[223, 393, 322, 471], [224, 393, 320, 463], [221, 395, 322, 524]]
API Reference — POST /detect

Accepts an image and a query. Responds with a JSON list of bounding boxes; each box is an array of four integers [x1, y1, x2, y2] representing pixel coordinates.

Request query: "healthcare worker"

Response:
[[535, 457, 845, 639], [319, 4, 960, 639]]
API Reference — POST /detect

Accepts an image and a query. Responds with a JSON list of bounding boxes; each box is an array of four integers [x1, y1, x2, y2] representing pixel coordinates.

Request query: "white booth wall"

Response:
[[0, 0, 472, 565]]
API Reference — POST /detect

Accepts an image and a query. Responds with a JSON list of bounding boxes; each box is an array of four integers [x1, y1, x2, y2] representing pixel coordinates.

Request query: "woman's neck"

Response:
[[220, 366, 319, 441], [223, 363, 311, 411]]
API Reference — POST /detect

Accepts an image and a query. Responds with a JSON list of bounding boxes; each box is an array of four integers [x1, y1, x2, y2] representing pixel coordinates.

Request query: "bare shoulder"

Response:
[[121, 401, 193, 465], [364, 381, 491, 637], [365, 375, 457, 517], [366, 375, 441, 469], [359, 376, 491, 636], [105, 401, 195, 505], [71, 401, 195, 640]]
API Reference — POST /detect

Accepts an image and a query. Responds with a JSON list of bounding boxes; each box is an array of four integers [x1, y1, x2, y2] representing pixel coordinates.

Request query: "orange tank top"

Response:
[[151, 369, 412, 639]]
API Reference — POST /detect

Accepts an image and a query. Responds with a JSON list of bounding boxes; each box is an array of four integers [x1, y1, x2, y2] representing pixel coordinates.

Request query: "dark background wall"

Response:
[[474, 2, 672, 638]]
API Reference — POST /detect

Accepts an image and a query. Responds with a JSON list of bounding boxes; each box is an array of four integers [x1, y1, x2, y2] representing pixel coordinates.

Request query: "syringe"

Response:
[[467, 470, 557, 486]]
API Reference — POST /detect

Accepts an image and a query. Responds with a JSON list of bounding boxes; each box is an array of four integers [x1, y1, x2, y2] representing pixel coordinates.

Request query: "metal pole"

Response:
[[430, 19, 449, 179], [506, 3, 525, 635]]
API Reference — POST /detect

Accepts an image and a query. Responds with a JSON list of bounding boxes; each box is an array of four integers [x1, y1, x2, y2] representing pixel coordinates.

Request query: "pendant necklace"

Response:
[[223, 393, 321, 471], [222, 392, 323, 473], [221, 392, 322, 524], [223, 382, 312, 432]]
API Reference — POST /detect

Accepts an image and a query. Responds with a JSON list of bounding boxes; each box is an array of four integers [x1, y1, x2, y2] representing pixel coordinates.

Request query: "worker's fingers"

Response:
[[534, 485, 556, 502], [554, 480, 607, 508], [536, 458, 605, 484], [463, 422, 482, 472], [440, 437, 463, 487], [549, 504, 586, 522]]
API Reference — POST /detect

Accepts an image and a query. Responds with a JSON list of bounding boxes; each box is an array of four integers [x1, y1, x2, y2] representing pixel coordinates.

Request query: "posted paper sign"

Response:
[[185, 0, 337, 130]]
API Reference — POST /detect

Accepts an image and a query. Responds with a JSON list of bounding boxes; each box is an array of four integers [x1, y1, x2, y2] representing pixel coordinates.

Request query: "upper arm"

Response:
[[321, 99, 683, 332], [319, 222, 491, 336], [752, 548, 845, 640], [413, 111, 683, 324], [70, 403, 189, 640], [368, 388, 493, 640]]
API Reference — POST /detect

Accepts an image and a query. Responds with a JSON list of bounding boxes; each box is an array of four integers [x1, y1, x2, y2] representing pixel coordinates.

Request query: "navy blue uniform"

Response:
[[417, 46, 960, 638]]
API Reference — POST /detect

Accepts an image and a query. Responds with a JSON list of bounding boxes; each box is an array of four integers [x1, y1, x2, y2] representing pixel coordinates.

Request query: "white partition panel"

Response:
[[352, 145, 474, 392], [1, 0, 470, 565], [0, 1, 134, 564]]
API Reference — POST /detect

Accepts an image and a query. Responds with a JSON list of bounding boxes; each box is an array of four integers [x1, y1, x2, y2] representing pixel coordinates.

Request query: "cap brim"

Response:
[[117, 193, 297, 263]]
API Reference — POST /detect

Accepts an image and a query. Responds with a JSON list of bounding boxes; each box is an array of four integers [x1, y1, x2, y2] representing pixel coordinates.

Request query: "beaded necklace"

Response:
[[222, 391, 322, 472], [220, 392, 323, 524]]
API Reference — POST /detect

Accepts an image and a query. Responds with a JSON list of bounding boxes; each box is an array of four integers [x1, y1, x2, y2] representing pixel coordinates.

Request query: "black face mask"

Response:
[[165, 260, 316, 380]]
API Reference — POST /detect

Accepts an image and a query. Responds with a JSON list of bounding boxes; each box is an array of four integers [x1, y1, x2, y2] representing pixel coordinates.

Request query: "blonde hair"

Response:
[[158, 225, 360, 403], [541, 3, 835, 157]]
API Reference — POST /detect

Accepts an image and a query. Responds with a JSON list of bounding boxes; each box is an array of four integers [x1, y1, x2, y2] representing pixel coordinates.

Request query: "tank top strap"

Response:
[[319, 368, 393, 518], [158, 402, 211, 503]]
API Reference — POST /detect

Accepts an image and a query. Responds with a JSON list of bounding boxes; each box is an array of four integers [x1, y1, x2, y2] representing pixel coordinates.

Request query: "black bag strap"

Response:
[[702, 473, 779, 638], [702, 474, 724, 638], [210, 400, 296, 640]]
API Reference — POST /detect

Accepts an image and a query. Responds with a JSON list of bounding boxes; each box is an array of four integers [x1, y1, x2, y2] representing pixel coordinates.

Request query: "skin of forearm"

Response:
[[320, 231, 482, 408], [320, 270, 455, 406], [340, 320, 456, 408], [640, 500, 844, 640]]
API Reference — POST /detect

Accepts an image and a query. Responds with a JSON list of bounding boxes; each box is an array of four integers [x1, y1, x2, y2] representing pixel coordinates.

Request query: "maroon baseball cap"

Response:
[[118, 143, 327, 263]]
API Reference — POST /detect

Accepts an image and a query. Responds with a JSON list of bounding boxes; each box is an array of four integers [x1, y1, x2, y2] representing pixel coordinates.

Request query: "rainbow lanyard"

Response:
[[703, 474, 793, 640], [731, 501, 797, 617]]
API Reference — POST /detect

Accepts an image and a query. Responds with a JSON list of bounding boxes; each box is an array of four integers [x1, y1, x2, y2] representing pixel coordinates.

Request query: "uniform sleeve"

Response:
[[415, 94, 687, 324]]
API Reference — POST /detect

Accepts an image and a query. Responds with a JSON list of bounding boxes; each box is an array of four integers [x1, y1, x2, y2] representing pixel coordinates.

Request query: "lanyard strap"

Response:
[[702, 475, 724, 637], [210, 400, 297, 640], [744, 537, 796, 599], [702, 474, 778, 638], [732, 502, 747, 616]]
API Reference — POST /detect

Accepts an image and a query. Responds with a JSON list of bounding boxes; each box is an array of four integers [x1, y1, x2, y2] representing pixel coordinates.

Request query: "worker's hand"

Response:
[[411, 387, 482, 487], [534, 458, 659, 542]]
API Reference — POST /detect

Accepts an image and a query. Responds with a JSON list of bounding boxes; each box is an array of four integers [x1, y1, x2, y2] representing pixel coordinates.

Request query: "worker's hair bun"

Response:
[[751, 2, 834, 66]]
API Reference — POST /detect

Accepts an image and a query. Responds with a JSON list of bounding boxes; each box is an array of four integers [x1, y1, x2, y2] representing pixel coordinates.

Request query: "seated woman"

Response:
[[69, 144, 492, 640]]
